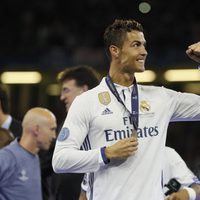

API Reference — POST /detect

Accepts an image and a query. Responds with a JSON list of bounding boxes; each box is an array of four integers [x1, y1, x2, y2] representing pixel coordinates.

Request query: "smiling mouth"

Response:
[[137, 59, 145, 63]]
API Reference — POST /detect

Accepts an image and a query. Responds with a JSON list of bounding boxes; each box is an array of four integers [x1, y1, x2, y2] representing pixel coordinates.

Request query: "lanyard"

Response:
[[105, 75, 139, 131]]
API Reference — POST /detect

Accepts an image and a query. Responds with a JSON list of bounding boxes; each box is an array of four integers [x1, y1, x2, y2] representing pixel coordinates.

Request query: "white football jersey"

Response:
[[82, 147, 200, 199], [53, 78, 200, 200], [162, 147, 199, 196]]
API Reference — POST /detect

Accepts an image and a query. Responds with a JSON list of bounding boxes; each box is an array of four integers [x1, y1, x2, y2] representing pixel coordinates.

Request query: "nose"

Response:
[[52, 131, 56, 139], [142, 46, 148, 56], [51, 131, 57, 139]]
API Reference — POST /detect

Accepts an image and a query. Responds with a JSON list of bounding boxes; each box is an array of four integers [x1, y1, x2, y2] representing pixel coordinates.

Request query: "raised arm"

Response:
[[186, 42, 200, 63]]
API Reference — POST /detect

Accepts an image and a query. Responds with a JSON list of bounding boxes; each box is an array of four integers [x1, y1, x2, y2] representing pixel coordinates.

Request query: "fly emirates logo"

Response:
[[104, 116, 159, 142]]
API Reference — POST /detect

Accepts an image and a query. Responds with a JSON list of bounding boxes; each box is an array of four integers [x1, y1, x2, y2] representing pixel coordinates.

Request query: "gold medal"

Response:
[[131, 129, 138, 138]]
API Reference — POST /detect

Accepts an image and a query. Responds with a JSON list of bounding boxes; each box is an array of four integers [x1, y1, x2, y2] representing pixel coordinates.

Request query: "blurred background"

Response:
[[0, 0, 199, 175]]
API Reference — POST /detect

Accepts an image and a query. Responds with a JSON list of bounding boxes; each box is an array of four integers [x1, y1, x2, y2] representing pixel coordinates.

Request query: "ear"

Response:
[[79, 85, 89, 94], [109, 45, 120, 58], [33, 125, 40, 137], [82, 85, 89, 92]]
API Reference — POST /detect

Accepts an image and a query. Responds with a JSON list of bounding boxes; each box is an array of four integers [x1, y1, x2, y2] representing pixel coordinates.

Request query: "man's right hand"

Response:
[[186, 42, 200, 63], [105, 137, 138, 160], [165, 189, 189, 200]]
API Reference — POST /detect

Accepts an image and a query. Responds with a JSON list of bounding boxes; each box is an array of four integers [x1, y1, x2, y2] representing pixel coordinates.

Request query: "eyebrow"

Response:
[[131, 40, 146, 46]]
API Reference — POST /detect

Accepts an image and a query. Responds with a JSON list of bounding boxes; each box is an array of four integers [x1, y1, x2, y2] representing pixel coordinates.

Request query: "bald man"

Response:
[[0, 107, 57, 200]]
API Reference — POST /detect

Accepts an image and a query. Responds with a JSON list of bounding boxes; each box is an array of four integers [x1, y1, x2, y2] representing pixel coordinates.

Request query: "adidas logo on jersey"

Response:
[[101, 108, 113, 115]]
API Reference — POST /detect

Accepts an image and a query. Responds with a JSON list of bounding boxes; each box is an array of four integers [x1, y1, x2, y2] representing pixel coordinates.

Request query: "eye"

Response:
[[132, 42, 141, 47], [62, 88, 70, 93], [132, 41, 147, 49]]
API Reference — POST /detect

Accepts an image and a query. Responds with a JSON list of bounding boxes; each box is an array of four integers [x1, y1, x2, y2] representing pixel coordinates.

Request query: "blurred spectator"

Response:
[[0, 84, 22, 137], [50, 65, 100, 200], [0, 83, 57, 200], [59, 65, 100, 112], [0, 107, 57, 200]]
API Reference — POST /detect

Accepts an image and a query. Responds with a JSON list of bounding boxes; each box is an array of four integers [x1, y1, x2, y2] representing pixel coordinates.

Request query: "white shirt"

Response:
[[162, 147, 199, 196], [52, 78, 200, 200], [1, 115, 12, 129], [82, 147, 200, 199], [115, 83, 133, 113]]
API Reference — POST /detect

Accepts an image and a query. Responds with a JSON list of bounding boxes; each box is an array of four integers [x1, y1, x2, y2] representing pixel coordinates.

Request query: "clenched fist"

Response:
[[105, 136, 138, 160], [186, 42, 200, 63]]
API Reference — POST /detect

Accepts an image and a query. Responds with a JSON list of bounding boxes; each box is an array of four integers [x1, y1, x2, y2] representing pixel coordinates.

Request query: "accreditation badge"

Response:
[[98, 92, 111, 106]]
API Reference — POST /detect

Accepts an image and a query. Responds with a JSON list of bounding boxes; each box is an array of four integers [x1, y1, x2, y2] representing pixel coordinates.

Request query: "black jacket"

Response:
[[9, 117, 22, 137]]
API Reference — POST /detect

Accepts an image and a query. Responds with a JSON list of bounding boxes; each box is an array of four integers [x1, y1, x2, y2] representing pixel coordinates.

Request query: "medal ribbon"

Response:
[[105, 75, 139, 131]]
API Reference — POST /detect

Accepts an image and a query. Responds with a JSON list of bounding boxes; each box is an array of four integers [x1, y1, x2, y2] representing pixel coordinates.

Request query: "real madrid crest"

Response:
[[98, 92, 111, 105], [140, 100, 151, 113]]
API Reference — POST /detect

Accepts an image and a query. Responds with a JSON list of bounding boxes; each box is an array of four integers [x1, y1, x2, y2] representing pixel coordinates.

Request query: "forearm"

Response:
[[170, 92, 200, 122], [52, 146, 100, 173]]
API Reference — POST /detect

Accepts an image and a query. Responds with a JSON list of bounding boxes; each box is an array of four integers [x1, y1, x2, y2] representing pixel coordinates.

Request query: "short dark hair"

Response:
[[104, 19, 144, 59], [58, 65, 100, 89], [0, 85, 10, 114]]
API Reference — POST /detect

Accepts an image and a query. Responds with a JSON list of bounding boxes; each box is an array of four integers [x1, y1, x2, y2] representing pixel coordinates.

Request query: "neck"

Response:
[[0, 111, 9, 126], [19, 134, 38, 155], [109, 66, 134, 87]]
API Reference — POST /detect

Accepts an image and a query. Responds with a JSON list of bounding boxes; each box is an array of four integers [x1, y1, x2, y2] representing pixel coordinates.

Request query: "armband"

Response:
[[100, 147, 110, 164], [183, 187, 196, 200]]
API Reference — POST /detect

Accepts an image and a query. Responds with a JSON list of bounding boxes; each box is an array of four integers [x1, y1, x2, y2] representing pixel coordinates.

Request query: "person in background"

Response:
[[163, 147, 200, 200], [0, 84, 55, 200], [51, 65, 100, 200], [0, 107, 57, 200], [0, 84, 22, 137], [59, 64, 100, 113], [52, 19, 200, 200], [79, 146, 200, 200], [0, 127, 14, 148]]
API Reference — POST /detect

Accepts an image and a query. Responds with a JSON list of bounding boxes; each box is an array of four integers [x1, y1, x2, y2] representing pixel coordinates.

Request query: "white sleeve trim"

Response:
[[183, 187, 196, 200]]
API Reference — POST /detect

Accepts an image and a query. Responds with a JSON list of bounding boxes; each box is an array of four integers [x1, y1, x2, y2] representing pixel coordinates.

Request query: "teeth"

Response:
[[137, 60, 144, 63]]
